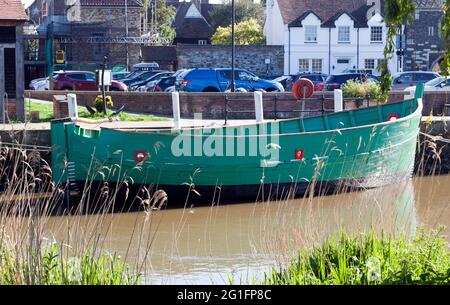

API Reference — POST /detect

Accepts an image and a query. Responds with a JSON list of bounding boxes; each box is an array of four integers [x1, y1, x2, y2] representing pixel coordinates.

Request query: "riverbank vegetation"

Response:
[[0, 145, 154, 285], [262, 228, 450, 285], [24, 99, 166, 122]]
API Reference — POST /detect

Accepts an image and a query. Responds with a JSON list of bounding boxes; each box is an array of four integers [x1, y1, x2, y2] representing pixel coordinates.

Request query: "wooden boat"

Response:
[[51, 85, 423, 206]]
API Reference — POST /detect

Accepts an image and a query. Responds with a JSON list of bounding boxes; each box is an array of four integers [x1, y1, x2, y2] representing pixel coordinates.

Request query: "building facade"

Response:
[[265, 0, 398, 76], [0, 0, 28, 122], [403, 0, 445, 71], [26, 0, 143, 75]]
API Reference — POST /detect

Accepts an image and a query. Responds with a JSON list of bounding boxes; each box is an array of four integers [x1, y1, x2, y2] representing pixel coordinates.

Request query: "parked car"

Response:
[[121, 70, 167, 87], [132, 62, 160, 71], [391, 71, 440, 90], [288, 73, 328, 91], [343, 68, 373, 74], [175, 68, 284, 92], [271, 75, 292, 91], [131, 72, 174, 91], [30, 77, 49, 90], [325, 73, 379, 91], [53, 71, 127, 91], [112, 71, 130, 81], [404, 76, 450, 92]]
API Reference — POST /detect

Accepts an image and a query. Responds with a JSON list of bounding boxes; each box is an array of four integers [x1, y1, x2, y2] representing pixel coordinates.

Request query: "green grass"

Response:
[[0, 242, 140, 285], [24, 99, 167, 122], [262, 228, 450, 285]]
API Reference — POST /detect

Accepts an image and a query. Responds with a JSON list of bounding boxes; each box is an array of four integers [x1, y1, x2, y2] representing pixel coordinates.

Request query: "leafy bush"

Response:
[[262, 228, 450, 285], [342, 80, 384, 101], [93, 95, 113, 113]]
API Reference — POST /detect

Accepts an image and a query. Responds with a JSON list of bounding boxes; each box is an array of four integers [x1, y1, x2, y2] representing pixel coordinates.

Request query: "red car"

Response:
[[53, 71, 128, 91]]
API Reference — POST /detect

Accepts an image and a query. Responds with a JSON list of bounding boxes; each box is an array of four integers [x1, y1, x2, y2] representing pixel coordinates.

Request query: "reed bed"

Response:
[[262, 228, 450, 285], [0, 139, 165, 284], [0, 113, 449, 285]]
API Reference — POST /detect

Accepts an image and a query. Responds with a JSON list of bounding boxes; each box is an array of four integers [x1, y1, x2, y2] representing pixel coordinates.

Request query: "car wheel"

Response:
[[203, 87, 219, 92]]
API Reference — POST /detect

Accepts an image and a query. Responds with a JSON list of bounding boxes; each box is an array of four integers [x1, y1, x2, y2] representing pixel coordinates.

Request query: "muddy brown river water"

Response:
[[43, 175, 450, 284]]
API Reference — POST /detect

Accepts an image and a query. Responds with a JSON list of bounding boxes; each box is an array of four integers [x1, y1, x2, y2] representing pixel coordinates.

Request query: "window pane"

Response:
[[311, 59, 322, 73], [220, 70, 232, 79], [370, 26, 383, 42], [338, 26, 350, 42], [299, 59, 310, 72], [364, 59, 375, 69], [67, 73, 85, 80], [305, 26, 317, 42]]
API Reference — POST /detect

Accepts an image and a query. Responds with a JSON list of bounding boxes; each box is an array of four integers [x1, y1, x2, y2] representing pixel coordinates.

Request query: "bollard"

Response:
[[334, 89, 343, 112], [405, 88, 415, 100], [254, 91, 264, 123], [67, 94, 78, 118], [172, 91, 181, 129]]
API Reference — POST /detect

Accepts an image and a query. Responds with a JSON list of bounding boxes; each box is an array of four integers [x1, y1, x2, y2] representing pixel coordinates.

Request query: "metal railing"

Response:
[[223, 93, 377, 124]]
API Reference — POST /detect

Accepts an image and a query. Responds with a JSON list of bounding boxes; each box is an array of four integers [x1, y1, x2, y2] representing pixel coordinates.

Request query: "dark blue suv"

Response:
[[175, 68, 285, 92]]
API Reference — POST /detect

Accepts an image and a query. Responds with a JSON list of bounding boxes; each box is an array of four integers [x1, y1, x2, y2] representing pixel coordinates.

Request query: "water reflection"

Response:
[[43, 176, 450, 284]]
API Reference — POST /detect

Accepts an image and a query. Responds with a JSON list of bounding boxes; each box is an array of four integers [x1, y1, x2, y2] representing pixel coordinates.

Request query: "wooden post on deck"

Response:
[[334, 89, 343, 112], [172, 91, 181, 129], [67, 93, 78, 118], [254, 91, 264, 123]]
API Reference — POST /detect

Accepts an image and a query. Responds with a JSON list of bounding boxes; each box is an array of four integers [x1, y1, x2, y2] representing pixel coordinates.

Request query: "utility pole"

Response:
[[102, 56, 107, 114], [125, 0, 129, 70], [231, 0, 235, 92]]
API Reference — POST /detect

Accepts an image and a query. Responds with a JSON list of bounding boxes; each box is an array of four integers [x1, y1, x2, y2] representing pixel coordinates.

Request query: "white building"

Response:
[[264, 0, 399, 76]]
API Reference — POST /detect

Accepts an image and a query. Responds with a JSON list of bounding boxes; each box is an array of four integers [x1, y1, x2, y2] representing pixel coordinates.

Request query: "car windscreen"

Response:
[[424, 77, 444, 86]]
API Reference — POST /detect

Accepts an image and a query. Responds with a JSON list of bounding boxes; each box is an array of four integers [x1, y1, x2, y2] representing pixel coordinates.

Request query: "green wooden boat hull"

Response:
[[51, 86, 423, 203]]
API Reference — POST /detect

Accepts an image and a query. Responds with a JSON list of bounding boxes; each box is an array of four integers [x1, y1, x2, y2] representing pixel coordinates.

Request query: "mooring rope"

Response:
[[419, 132, 450, 144]]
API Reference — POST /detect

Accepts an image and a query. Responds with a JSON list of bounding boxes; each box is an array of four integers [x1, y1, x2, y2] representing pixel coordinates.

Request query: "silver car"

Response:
[[391, 71, 440, 90]]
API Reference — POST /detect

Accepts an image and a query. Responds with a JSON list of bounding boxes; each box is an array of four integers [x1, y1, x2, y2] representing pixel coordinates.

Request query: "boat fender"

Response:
[[292, 78, 314, 99]]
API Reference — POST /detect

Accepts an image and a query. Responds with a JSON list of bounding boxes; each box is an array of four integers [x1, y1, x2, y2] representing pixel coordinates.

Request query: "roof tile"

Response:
[[0, 0, 28, 21]]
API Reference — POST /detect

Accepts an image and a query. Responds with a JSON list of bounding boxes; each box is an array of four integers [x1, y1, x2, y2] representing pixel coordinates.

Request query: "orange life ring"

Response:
[[292, 78, 314, 99]]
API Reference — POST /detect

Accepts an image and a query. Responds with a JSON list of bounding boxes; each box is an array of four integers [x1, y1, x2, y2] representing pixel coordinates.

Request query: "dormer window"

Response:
[[305, 26, 317, 43], [338, 26, 350, 43]]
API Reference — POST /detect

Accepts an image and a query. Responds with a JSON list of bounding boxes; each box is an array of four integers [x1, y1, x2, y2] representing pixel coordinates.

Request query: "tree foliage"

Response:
[[211, 18, 266, 45], [209, 0, 265, 30], [378, 0, 415, 100], [144, 0, 177, 43], [440, 0, 450, 76]]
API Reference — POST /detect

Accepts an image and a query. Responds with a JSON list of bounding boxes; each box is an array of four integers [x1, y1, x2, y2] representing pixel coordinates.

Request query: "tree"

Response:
[[440, 0, 450, 76], [378, 0, 415, 100], [211, 18, 266, 45], [144, 0, 177, 43], [210, 0, 265, 30]]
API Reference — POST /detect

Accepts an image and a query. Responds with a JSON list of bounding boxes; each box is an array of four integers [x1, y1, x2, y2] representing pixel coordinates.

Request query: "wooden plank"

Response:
[[0, 46, 4, 123], [15, 24, 24, 122]]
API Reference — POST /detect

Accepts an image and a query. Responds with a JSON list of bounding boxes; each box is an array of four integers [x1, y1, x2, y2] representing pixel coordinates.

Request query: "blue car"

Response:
[[175, 68, 285, 92]]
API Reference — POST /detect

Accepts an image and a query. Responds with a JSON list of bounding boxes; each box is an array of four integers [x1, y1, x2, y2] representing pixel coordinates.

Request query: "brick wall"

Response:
[[404, 9, 444, 71], [176, 44, 284, 77], [61, 7, 142, 68]]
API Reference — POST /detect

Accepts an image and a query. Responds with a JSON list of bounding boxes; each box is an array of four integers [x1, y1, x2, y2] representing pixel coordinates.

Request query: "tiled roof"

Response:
[[0, 0, 28, 21], [79, 0, 143, 7], [173, 2, 213, 39], [277, 0, 384, 28], [414, 0, 444, 9]]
